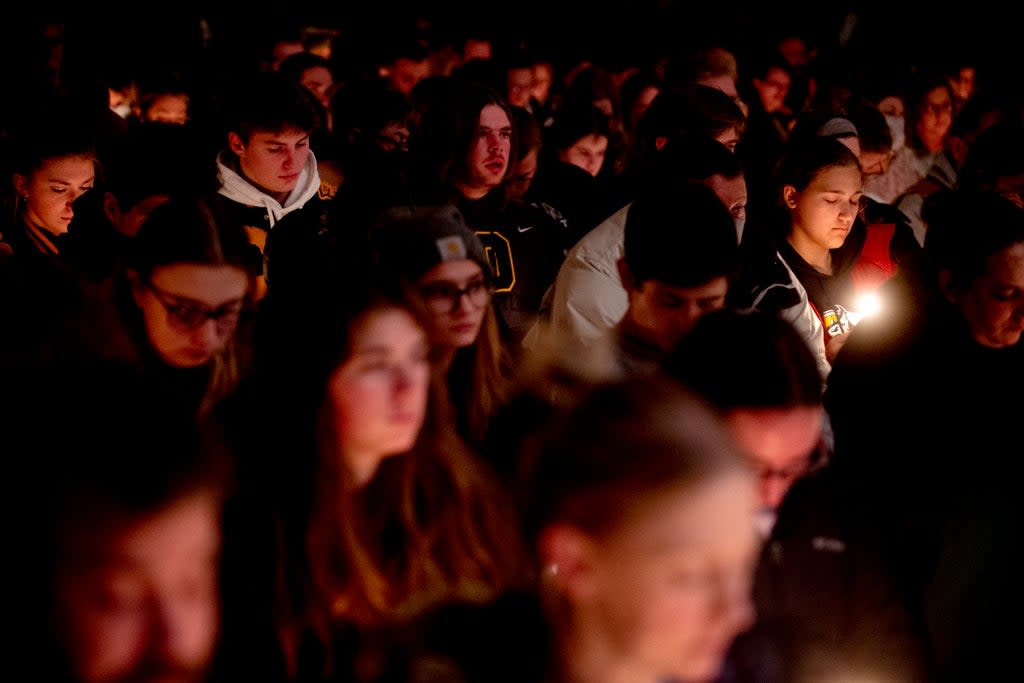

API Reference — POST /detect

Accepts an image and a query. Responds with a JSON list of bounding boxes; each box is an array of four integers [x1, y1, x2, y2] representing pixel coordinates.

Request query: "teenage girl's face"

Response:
[[945, 242, 1024, 349], [133, 264, 248, 368], [464, 104, 512, 194], [574, 472, 759, 683], [784, 163, 863, 252], [327, 307, 431, 486], [14, 154, 95, 235], [418, 260, 490, 349]]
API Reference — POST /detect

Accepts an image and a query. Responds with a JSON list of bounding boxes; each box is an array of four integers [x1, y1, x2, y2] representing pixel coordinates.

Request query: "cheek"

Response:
[[332, 390, 366, 435], [30, 193, 62, 215], [64, 604, 145, 679]]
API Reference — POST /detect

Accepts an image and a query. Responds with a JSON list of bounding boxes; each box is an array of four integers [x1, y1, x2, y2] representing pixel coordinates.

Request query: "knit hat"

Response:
[[370, 205, 492, 281]]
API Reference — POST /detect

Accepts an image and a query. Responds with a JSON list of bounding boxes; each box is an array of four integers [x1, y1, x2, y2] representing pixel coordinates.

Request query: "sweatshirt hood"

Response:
[[216, 150, 321, 227]]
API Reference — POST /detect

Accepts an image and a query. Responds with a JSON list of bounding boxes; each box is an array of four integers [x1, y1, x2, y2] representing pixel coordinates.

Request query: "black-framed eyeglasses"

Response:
[[146, 282, 244, 334], [419, 278, 493, 314]]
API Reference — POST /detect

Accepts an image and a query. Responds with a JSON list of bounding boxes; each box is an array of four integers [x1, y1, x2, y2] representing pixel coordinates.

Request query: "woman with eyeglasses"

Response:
[[106, 193, 257, 420], [369, 204, 513, 456]]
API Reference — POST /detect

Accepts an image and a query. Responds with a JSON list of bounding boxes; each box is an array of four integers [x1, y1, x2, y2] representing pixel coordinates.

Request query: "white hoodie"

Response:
[[215, 149, 322, 228]]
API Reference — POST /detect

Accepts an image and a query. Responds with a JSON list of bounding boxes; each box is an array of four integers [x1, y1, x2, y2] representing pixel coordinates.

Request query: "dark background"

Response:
[[1, 3, 1014, 98]]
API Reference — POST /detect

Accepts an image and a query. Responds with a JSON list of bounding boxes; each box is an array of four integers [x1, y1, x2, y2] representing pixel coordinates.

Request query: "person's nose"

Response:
[[191, 318, 226, 351], [283, 147, 303, 170], [759, 476, 789, 510], [392, 362, 419, 395]]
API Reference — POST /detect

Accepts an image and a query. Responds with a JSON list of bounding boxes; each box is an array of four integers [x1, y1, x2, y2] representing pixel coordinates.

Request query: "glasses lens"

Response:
[[169, 303, 205, 330], [466, 281, 492, 308], [216, 310, 241, 333], [420, 281, 492, 313], [421, 285, 457, 314]]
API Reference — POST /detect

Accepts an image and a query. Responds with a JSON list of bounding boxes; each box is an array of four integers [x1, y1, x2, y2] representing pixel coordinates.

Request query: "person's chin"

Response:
[[168, 351, 212, 368]]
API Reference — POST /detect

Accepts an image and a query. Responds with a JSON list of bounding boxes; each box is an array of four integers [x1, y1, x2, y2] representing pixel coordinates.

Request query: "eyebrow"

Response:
[[162, 292, 245, 309], [262, 134, 309, 145]]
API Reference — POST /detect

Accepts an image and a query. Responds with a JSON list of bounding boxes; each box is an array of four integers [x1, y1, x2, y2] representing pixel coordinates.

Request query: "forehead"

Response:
[[150, 93, 188, 109], [351, 307, 423, 345], [249, 127, 309, 143], [420, 258, 483, 283], [301, 66, 333, 82], [603, 473, 756, 559], [644, 277, 729, 299], [727, 406, 823, 466], [925, 86, 952, 105], [805, 163, 862, 190], [984, 242, 1024, 285], [570, 134, 609, 151], [508, 67, 533, 82], [479, 104, 511, 128], [705, 173, 746, 205], [65, 493, 220, 571], [32, 155, 95, 180], [150, 263, 248, 300]]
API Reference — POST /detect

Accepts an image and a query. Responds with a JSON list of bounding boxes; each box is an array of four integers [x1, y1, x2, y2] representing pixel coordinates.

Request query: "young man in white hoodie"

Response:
[[214, 70, 336, 299]]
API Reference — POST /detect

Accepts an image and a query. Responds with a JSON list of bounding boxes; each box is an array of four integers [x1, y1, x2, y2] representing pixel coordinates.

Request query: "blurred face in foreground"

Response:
[[727, 405, 824, 536], [553, 473, 759, 683], [55, 492, 222, 683], [327, 307, 431, 486]]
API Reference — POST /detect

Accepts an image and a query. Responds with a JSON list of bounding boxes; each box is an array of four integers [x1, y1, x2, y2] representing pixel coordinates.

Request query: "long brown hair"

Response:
[[447, 302, 513, 449], [254, 264, 529, 678]]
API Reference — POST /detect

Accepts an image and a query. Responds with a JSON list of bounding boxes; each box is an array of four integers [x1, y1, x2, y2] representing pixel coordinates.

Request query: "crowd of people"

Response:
[[2, 9, 1022, 683]]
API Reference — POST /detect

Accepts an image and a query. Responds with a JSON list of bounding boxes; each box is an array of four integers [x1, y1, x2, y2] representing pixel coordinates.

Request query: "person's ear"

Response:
[[127, 269, 146, 307], [937, 268, 958, 305], [13, 173, 28, 199], [537, 524, 600, 601], [102, 191, 121, 225], [617, 257, 637, 292], [228, 131, 246, 157], [782, 184, 799, 209]]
